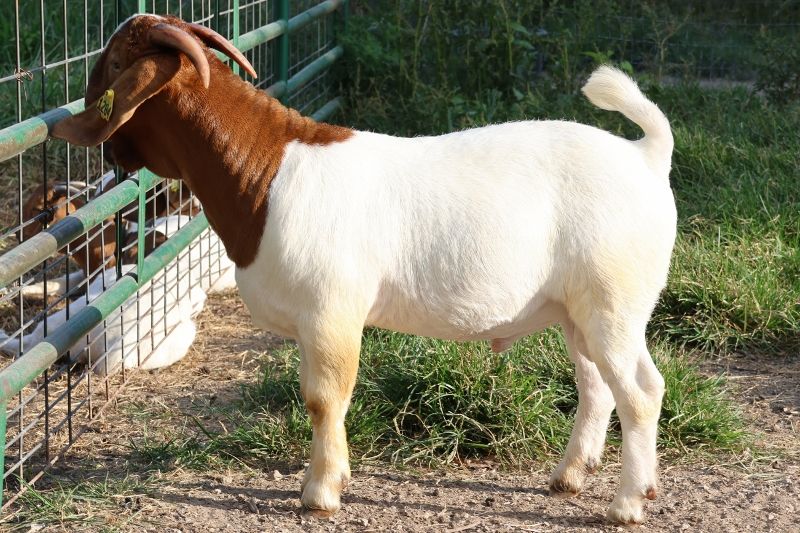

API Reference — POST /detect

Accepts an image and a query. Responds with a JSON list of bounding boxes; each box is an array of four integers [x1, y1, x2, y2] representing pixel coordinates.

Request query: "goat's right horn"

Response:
[[149, 23, 211, 88], [187, 22, 258, 79]]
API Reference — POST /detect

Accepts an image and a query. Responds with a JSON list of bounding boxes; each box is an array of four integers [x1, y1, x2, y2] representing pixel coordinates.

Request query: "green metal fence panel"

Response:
[[0, 180, 140, 289], [277, 0, 290, 102], [0, 0, 345, 510], [0, 215, 209, 401]]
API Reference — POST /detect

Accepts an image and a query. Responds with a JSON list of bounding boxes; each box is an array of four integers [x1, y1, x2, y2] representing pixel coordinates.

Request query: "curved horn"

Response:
[[187, 22, 258, 79], [149, 23, 211, 88]]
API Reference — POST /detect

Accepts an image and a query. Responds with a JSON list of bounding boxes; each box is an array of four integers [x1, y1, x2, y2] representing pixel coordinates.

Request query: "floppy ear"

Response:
[[51, 54, 181, 147]]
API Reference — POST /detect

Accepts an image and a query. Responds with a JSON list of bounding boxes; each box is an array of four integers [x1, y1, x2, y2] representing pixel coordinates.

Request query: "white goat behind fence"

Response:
[[0, 216, 235, 375]]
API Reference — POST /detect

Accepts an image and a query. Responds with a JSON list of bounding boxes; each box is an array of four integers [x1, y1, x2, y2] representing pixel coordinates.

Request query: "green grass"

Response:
[[4, 474, 156, 532], [655, 343, 748, 454], [652, 86, 800, 352], [130, 332, 746, 470]]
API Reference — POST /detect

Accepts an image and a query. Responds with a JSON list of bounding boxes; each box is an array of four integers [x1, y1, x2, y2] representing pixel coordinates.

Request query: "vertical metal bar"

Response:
[[136, 177, 146, 278], [0, 403, 6, 508], [39, 0, 51, 472], [61, 10, 74, 459], [277, 0, 289, 102], [232, 0, 240, 76], [13, 0, 25, 489], [113, 0, 127, 398], [135, 0, 151, 380], [214, 0, 220, 31]]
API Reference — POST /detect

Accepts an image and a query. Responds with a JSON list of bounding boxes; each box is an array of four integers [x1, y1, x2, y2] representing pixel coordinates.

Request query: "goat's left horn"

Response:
[[149, 23, 211, 88]]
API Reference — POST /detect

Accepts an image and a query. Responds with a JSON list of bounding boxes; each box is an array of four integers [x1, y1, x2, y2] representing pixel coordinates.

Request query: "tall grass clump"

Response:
[[135, 333, 744, 470], [653, 86, 799, 352], [653, 343, 746, 453], [250, 336, 744, 465]]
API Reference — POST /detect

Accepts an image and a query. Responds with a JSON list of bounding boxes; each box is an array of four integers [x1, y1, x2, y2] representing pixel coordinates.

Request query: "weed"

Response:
[[4, 474, 155, 532], [135, 332, 747, 469]]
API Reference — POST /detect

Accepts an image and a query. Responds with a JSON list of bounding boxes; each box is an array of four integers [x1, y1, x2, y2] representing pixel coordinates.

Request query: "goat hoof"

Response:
[[300, 475, 344, 517], [607, 495, 645, 524], [302, 506, 336, 519], [548, 478, 581, 498], [549, 461, 591, 497]]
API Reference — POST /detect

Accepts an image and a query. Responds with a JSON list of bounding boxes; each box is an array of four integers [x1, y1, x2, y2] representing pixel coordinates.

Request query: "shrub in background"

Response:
[[755, 31, 800, 105]]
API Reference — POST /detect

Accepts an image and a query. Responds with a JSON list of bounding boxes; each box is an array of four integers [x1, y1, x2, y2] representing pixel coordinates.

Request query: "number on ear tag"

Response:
[[97, 90, 114, 121]]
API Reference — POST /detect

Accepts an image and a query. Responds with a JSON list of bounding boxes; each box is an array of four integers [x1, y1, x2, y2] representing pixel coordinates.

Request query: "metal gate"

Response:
[[0, 0, 346, 509]]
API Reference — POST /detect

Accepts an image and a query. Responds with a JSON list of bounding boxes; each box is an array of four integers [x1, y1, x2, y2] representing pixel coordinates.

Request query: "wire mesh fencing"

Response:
[[0, 0, 346, 509]]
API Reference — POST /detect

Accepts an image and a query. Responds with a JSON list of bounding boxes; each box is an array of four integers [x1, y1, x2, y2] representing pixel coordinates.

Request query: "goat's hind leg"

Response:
[[549, 321, 615, 496], [297, 316, 361, 517], [584, 317, 664, 524]]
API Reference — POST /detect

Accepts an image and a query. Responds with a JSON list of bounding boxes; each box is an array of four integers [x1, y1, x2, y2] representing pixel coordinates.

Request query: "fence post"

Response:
[[132, 0, 153, 280], [0, 403, 6, 508], [277, 0, 290, 103]]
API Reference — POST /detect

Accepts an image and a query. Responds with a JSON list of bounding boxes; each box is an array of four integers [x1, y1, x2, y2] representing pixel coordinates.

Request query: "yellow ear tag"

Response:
[[97, 89, 114, 121]]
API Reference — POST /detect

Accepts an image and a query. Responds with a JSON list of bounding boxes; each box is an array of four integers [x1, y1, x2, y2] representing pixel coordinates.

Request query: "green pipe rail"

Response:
[[0, 0, 347, 508], [0, 172, 159, 290], [0, 100, 85, 164], [0, 213, 209, 404]]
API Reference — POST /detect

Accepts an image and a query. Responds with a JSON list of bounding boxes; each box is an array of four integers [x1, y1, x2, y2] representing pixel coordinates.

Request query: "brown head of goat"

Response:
[[51, 14, 351, 267]]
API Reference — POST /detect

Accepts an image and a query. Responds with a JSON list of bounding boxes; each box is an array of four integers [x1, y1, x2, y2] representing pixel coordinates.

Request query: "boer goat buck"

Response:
[[51, 14, 677, 524]]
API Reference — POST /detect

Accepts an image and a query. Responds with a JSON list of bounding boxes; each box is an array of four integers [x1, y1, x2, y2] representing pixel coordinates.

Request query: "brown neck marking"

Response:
[[125, 57, 352, 267]]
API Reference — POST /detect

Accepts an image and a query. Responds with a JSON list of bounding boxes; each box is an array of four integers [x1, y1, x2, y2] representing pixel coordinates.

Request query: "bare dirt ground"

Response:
[[5, 291, 799, 532]]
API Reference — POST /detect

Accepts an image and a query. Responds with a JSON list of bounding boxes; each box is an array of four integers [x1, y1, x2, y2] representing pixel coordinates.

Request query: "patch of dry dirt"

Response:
[[6, 291, 800, 532]]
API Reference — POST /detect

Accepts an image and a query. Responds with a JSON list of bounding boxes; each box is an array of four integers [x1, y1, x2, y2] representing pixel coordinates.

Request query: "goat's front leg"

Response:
[[297, 318, 361, 517]]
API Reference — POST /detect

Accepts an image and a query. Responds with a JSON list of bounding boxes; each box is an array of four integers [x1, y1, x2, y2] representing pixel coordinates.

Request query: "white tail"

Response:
[[582, 66, 673, 177]]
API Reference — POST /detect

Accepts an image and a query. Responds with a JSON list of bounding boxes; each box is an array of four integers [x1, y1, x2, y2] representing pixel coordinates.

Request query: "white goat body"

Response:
[[235, 67, 676, 523], [239, 73, 675, 346]]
